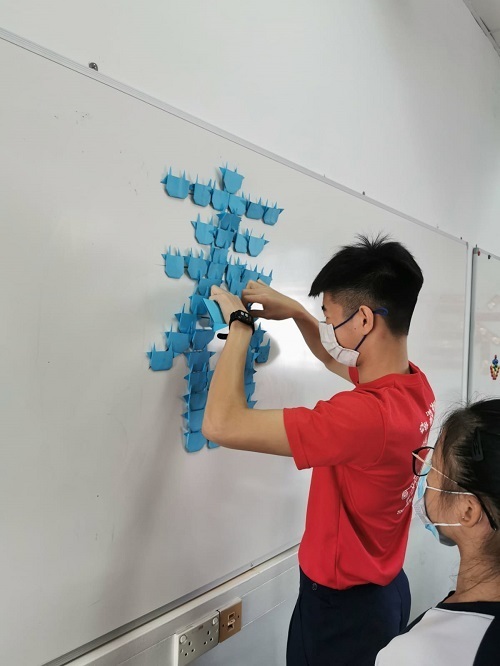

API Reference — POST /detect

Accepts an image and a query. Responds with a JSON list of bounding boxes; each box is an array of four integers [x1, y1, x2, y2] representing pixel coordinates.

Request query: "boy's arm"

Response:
[[242, 281, 352, 383], [202, 289, 291, 456]]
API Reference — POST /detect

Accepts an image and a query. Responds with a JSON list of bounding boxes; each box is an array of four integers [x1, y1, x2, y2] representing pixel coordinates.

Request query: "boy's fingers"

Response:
[[246, 279, 267, 290], [247, 306, 267, 318]]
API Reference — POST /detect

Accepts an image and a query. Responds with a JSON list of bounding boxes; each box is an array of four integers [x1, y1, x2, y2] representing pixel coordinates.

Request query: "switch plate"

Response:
[[174, 612, 219, 665], [218, 599, 242, 643]]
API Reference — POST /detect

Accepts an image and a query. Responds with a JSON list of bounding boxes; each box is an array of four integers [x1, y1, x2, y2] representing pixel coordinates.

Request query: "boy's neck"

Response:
[[357, 338, 410, 384]]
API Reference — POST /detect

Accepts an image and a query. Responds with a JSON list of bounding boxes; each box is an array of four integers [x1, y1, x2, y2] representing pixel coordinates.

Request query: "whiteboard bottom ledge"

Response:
[[65, 547, 299, 666]]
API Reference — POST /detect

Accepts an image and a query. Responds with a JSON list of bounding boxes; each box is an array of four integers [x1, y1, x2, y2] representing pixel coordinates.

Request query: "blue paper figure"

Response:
[[214, 227, 234, 249], [162, 169, 190, 199], [258, 269, 273, 285], [243, 266, 260, 284], [228, 193, 247, 215], [147, 344, 174, 371], [207, 440, 220, 449], [207, 261, 226, 281], [226, 276, 246, 297], [263, 204, 283, 225], [184, 408, 205, 432], [192, 180, 213, 207], [191, 328, 215, 350], [186, 371, 209, 393], [211, 247, 229, 264], [203, 298, 227, 331], [256, 340, 271, 364], [185, 349, 214, 372], [248, 233, 268, 257], [163, 247, 184, 279], [244, 367, 256, 384], [183, 391, 208, 411], [251, 324, 265, 348], [189, 294, 208, 317], [246, 198, 265, 220], [245, 382, 256, 401], [220, 166, 244, 194], [166, 330, 191, 355], [192, 216, 217, 245], [226, 258, 246, 283], [211, 187, 230, 211], [234, 231, 249, 254], [217, 212, 241, 232], [187, 252, 209, 280], [175, 306, 197, 334], [185, 430, 207, 453], [198, 277, 222, 298], [245, 348, 258, 370]]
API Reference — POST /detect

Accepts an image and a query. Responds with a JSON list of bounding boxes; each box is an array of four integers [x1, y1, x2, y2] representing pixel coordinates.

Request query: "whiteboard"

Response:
[[468, 248, 500, 399], [0, 37, 467, 665]]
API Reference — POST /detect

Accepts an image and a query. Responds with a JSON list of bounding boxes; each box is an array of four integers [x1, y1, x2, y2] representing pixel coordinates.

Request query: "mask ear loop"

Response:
[[354, 336, 367, 352], [332, 310, 358, 331]]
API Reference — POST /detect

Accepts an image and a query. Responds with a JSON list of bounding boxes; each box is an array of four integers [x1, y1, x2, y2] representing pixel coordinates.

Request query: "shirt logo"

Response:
[[397, 400, 435, 515]]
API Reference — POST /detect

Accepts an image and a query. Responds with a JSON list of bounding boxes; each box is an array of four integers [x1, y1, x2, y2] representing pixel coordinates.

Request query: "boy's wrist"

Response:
[[229, 319, 254, 336], [291, 302, 308, 321]]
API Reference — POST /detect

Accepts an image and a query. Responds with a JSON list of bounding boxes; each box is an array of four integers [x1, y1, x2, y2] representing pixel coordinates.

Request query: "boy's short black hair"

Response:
[[309, 234, 423, 336]]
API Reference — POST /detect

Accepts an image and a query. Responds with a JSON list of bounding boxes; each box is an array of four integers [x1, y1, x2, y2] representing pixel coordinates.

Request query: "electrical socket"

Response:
[[218, 599, 242, 643], [174, 612, 220, 665]]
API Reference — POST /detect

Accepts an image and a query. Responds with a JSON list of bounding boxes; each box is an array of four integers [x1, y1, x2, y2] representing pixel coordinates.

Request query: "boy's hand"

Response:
[[210, 286, 248, 324], [242, 281, 303, 320]]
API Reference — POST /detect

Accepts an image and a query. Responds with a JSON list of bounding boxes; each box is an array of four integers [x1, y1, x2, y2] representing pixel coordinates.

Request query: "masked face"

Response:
[[413, 476, 461, 546], [319, 303, 389, 367]]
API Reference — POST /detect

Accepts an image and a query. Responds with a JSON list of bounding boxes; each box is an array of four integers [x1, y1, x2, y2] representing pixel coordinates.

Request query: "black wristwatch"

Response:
[[229, 310, 255, 332], [217, 310, 255, 339]]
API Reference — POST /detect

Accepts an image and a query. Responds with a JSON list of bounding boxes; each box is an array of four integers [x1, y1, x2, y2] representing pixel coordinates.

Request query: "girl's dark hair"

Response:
[[309, 234, 423, 336], [438, 399, 500, 565]]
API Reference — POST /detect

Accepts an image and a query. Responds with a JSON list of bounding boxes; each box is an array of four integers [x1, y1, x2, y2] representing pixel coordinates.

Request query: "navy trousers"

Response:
[[286, 568, 410, 666]]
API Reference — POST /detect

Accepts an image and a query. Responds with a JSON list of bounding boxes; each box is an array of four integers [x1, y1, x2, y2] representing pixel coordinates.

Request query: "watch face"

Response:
[[230, 310, 254, 331]]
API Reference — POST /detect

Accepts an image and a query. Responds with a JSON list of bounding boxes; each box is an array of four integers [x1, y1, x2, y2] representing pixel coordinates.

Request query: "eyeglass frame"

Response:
[[412, 446, 498, 531]]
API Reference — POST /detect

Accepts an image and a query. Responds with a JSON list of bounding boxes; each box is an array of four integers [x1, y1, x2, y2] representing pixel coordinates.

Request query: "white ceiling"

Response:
[[464, 0, 500, 55]]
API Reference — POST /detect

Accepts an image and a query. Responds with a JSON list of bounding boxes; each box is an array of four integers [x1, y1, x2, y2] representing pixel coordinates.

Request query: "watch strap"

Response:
[[217, 310, 255, 339]]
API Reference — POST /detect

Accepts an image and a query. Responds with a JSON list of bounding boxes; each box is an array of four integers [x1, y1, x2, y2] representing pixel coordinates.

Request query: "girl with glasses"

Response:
[[376, 398, 500, 665]]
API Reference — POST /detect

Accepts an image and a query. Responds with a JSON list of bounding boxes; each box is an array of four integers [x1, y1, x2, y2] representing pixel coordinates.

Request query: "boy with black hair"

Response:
[[203, 235, 435, 666]]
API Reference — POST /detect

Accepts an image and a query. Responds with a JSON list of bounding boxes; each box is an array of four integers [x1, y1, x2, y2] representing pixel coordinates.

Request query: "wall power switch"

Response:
[[218, 599, 242, 643]]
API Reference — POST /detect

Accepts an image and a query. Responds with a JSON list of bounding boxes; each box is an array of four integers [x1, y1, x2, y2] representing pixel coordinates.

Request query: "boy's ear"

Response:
[[359, 305, 375, 330]]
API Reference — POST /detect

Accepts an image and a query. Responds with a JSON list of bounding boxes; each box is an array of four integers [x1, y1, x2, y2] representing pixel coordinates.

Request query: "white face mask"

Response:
[[413, 475, 473, 547], [319, 307, 388, 367]]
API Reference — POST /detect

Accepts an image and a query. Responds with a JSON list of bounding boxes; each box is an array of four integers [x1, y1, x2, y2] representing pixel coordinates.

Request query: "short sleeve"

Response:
[[283, 390, 385, 470]]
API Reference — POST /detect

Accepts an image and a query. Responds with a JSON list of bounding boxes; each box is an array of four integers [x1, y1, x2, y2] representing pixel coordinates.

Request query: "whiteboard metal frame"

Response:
[[467, 246, 500, 400], [0, 26, 470, 666]]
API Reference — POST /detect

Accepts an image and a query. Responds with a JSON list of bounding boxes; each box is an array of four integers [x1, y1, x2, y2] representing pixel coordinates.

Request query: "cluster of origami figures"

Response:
[[147, 166, 283, 452]]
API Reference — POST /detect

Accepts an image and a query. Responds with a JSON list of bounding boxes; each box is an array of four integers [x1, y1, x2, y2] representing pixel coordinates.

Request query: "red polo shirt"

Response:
[[283, 362, 435, 590]]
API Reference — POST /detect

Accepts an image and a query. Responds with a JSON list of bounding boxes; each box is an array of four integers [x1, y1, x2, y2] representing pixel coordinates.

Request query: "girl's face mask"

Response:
[[413, 475, 474, 547], [319, 307, 388, 367]]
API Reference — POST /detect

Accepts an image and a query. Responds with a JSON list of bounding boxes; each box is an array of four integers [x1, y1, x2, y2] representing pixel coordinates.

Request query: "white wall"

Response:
[[1, 0, 500, 253]]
